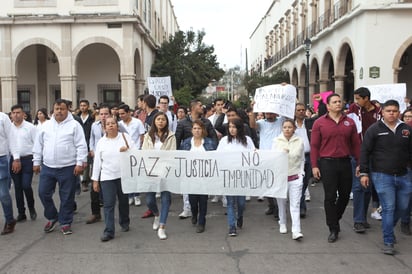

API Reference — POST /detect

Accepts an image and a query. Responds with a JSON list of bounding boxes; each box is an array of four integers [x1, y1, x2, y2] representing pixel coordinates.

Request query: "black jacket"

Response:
[[76, 110, 94, 149], [360, 120, 412, 175]]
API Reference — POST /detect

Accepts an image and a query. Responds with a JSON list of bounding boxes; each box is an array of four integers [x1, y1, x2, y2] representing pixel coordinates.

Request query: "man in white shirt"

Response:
[[158, 95, 177, 132], [118, 103, 145, 206], [33, 99, 88, 235], [9, 104, 37, 222]]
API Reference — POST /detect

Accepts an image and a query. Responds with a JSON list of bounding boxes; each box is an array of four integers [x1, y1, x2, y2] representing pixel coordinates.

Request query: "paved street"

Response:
[[0, 177, 411, 274]]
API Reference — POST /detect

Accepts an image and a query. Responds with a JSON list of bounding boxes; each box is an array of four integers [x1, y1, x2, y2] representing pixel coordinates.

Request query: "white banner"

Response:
[[120, 149, 289, 198], [147, 76, 173, 102], [366, 83, 407, 112], [253, 84, 297, 118]]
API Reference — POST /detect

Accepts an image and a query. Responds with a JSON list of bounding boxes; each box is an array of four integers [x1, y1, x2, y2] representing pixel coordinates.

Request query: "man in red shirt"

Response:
[[310, 93, 361, 243]]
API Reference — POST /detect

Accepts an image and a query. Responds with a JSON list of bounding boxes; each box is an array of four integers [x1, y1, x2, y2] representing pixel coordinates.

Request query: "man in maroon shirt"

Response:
[[310, 93, 361, 243]]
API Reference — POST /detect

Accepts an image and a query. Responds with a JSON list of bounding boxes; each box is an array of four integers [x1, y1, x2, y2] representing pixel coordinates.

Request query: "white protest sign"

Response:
[[366, 83, 407, 112], [147, 76, 173, 102], [253, 84, 296, 118], [120, 149, 289, 198]]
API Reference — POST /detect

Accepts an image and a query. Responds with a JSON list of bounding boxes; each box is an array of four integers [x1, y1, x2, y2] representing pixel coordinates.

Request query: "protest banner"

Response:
[[366, 83, 407, 112], [120, 149, 289, 198], [147, 76, 173, 103], [253, 84, 297, 118]]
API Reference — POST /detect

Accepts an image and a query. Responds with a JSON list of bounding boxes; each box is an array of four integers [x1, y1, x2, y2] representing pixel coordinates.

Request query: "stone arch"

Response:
[[336, 41, 355, 101], [320, 50, 335, 92], [310, 56, 320, 94], [291, 67, 298, 87], [72, 37, 124, 75], [12, 38, 62, 75], [392, 36, 412, 82]]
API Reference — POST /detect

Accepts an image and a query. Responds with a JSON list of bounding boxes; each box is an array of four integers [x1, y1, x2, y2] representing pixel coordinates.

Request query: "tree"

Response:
[[151, 30, 225, 98], [243, 67, 290, 97]]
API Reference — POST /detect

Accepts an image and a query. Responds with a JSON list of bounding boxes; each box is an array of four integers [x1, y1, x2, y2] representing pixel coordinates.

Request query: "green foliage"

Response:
[[244, 68, 290, 96], [173, 86, 194, 107], [233, 94, 251, 109], [151, 30, 225, 97]]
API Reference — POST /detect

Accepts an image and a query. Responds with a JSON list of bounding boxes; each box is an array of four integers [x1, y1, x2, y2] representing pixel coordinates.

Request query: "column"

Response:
[[1, 76, 17, 111], [59, 24, 76, 106], [334, 75, 346, 98], [0, 26, 16, 112], [121, 23, 137, 107], [308, 82, 316, 106], [60, 75, 77, 102], [136, 79, 146, 96], [120, 74, 136, 106], [318, 79, 329, 93], [298, 85, 306, 104]]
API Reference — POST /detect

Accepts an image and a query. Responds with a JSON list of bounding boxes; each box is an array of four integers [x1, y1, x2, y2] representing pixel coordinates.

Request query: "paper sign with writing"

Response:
[[120, 149, 289, 198], [147, 76, 173, 102], [366, 83, 406, 112], [253, 84, 297, 118]]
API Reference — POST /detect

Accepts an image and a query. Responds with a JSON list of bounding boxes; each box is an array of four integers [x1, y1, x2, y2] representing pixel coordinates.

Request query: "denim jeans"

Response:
[[226, 196, 246, 229], [371, 172, 412, 245], [189, 194, 208, 225], [401, 169, 412, 224], [10, 156, 35, 215], [300, 153, 312, 211], [146, 191, 171, 225], [351, 157, 371, 223], [38, 165, 77, 226], [100, 178, 130, 237], [0, 155, 14, 223]]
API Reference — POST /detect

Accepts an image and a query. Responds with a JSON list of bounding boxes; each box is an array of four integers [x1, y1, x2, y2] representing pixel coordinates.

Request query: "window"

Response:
[[103, 89, 121, 106], [17, 90, 31, 113]]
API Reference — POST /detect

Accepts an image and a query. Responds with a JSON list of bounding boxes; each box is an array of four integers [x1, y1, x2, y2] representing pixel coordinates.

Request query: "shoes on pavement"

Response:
[[245, 196, 251, 201], [61, 225, 72, 235], [44, 220, 58, 233], [279, 224, 287, 234], [196, 225, 205, 233], [300, 208, 306, 218], [371, 210, 382, 220], [128, 197, 134, 205], [265, 207, 274, 215], [328, 231, 339, 243], [81, 181, 89, 192], [179, 210, 192, 219], [158, 228, 167, 240], [401, 222, 411, 235], [1, 220, 16, 235], [292, 232, 303, 240], [16, 214, 27, 222], [29, 208, 37, 221], [353, 222, 366, 233], [222, 196, 227, 208], [304, 188, 311, 202], [121, 226, 129, 232], [228, 226, 237, 237], [191, 216, 197, 225], [257, 196, 264, 202], [211, 196, 219, 203], [363, 222, 371, 229], [383, 243, 395, 255], [133, 196, 141, 206], [237, 217, 243, 229], [141, 209, 154, 218], [86, 214, 101, 224], [153, 216, 160, 231], [101, 234, 114, 242], [349, 192, 353, 200]]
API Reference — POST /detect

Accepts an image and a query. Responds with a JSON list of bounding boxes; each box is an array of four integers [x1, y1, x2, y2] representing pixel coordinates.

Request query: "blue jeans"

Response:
[[146, 191, 171, 225], [400, 169, 412, 224], [371, 172, 412, 245], [38, 165, 77, 226], [0, 155, 14, 223], [351, 157, 371, 223], [300, 153, 312, 211], [10, 156, 35, 215], [226, 196, 246, 229], [100, 178, 129, 237]]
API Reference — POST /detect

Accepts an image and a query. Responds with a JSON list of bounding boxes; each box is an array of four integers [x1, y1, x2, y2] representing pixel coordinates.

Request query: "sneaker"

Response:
[[257, 196, 264, 202], [383, 243, 395, 255], [371, 211, 382, 220], [158, 228, 167, 240], [292, 232, 303, 240], [134, 196, 141, 206], [44, 220, 58, 233], [196, 225, 205, 233], [141, 209, 154, 218], [1, 220, 16, 235], [29, 208, 37, 221], [228, 227, 237, 237], [16, 214, 27, 222], [305, 189, 311, 202], [153, 216, 160, 230], [86, 214, 101, 224], [349, 192, 353, 200], [222, 196, 227, 208], [401, 222, 411, 235], [377, 206, 382, 214], [353, 222, 366, 233], [61, 225, 72, 235], [310, 178, 317, 186], [128, 197, 134, 205], [179, 210, 192, 219], [363, 222, 371, 229], [211, 196, 219, 203], [155, 192, 161, 198], [279, 224, 287, 234], [245, 196, 251, 201], [237, 217, 243, 229], [81, 181, 89, 192]]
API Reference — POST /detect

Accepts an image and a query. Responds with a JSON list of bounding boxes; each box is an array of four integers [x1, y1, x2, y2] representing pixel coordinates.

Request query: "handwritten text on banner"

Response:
[[253, 84, 297, 118]]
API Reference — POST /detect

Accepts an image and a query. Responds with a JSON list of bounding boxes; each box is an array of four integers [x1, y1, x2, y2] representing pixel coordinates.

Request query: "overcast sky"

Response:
[[171, 0, 273, 70]]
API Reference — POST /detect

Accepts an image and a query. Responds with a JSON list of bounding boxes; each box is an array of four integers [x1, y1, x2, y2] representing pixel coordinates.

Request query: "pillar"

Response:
[[334, 75, 346, 99], [120, 74, 136, 106]]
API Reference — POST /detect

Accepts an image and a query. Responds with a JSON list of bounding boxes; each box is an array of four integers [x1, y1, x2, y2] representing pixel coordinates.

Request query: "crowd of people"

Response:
[[0, 88, 411, 256]]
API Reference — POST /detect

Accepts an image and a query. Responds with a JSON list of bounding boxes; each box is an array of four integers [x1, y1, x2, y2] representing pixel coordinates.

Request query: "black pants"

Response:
[[319, 158, 352, 232], [189, 194, 208, 226], [90, 186, 101, 216]]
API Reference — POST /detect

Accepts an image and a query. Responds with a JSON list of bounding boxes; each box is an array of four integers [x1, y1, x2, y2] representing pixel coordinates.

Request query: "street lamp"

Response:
[[304, 38, 311, 106]]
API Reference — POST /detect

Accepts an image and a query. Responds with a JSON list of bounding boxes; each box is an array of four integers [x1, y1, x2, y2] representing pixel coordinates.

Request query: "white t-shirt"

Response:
[[217, 135, 255, 151]]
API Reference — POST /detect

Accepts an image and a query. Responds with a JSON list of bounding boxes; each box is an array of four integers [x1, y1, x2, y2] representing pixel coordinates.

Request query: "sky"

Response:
[[171, 0, 273, 70]]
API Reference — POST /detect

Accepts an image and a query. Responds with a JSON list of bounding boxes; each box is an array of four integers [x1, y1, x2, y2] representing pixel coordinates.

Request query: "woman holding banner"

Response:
[[142, 112, 176, 240], [272, 118, 305, 240], [180, 120, 217, 233], [217, 118, 255, 237], [91, 117, 134, 242]]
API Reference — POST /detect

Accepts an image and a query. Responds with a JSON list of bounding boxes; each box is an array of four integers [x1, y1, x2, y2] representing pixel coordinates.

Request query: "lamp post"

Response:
[[304, 38, 312, 106]]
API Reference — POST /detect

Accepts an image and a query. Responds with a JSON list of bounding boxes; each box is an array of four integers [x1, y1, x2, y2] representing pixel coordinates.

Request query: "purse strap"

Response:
[[121, 132, 129, 149]]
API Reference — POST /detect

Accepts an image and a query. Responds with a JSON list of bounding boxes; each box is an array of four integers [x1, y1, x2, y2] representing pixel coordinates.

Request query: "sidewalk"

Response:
[[0, 178, 411, 274]]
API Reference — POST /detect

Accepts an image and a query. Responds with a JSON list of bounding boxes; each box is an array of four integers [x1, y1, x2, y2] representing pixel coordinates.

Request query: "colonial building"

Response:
[[0, 0, 178, 113], [249, 0, 412, 105]]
